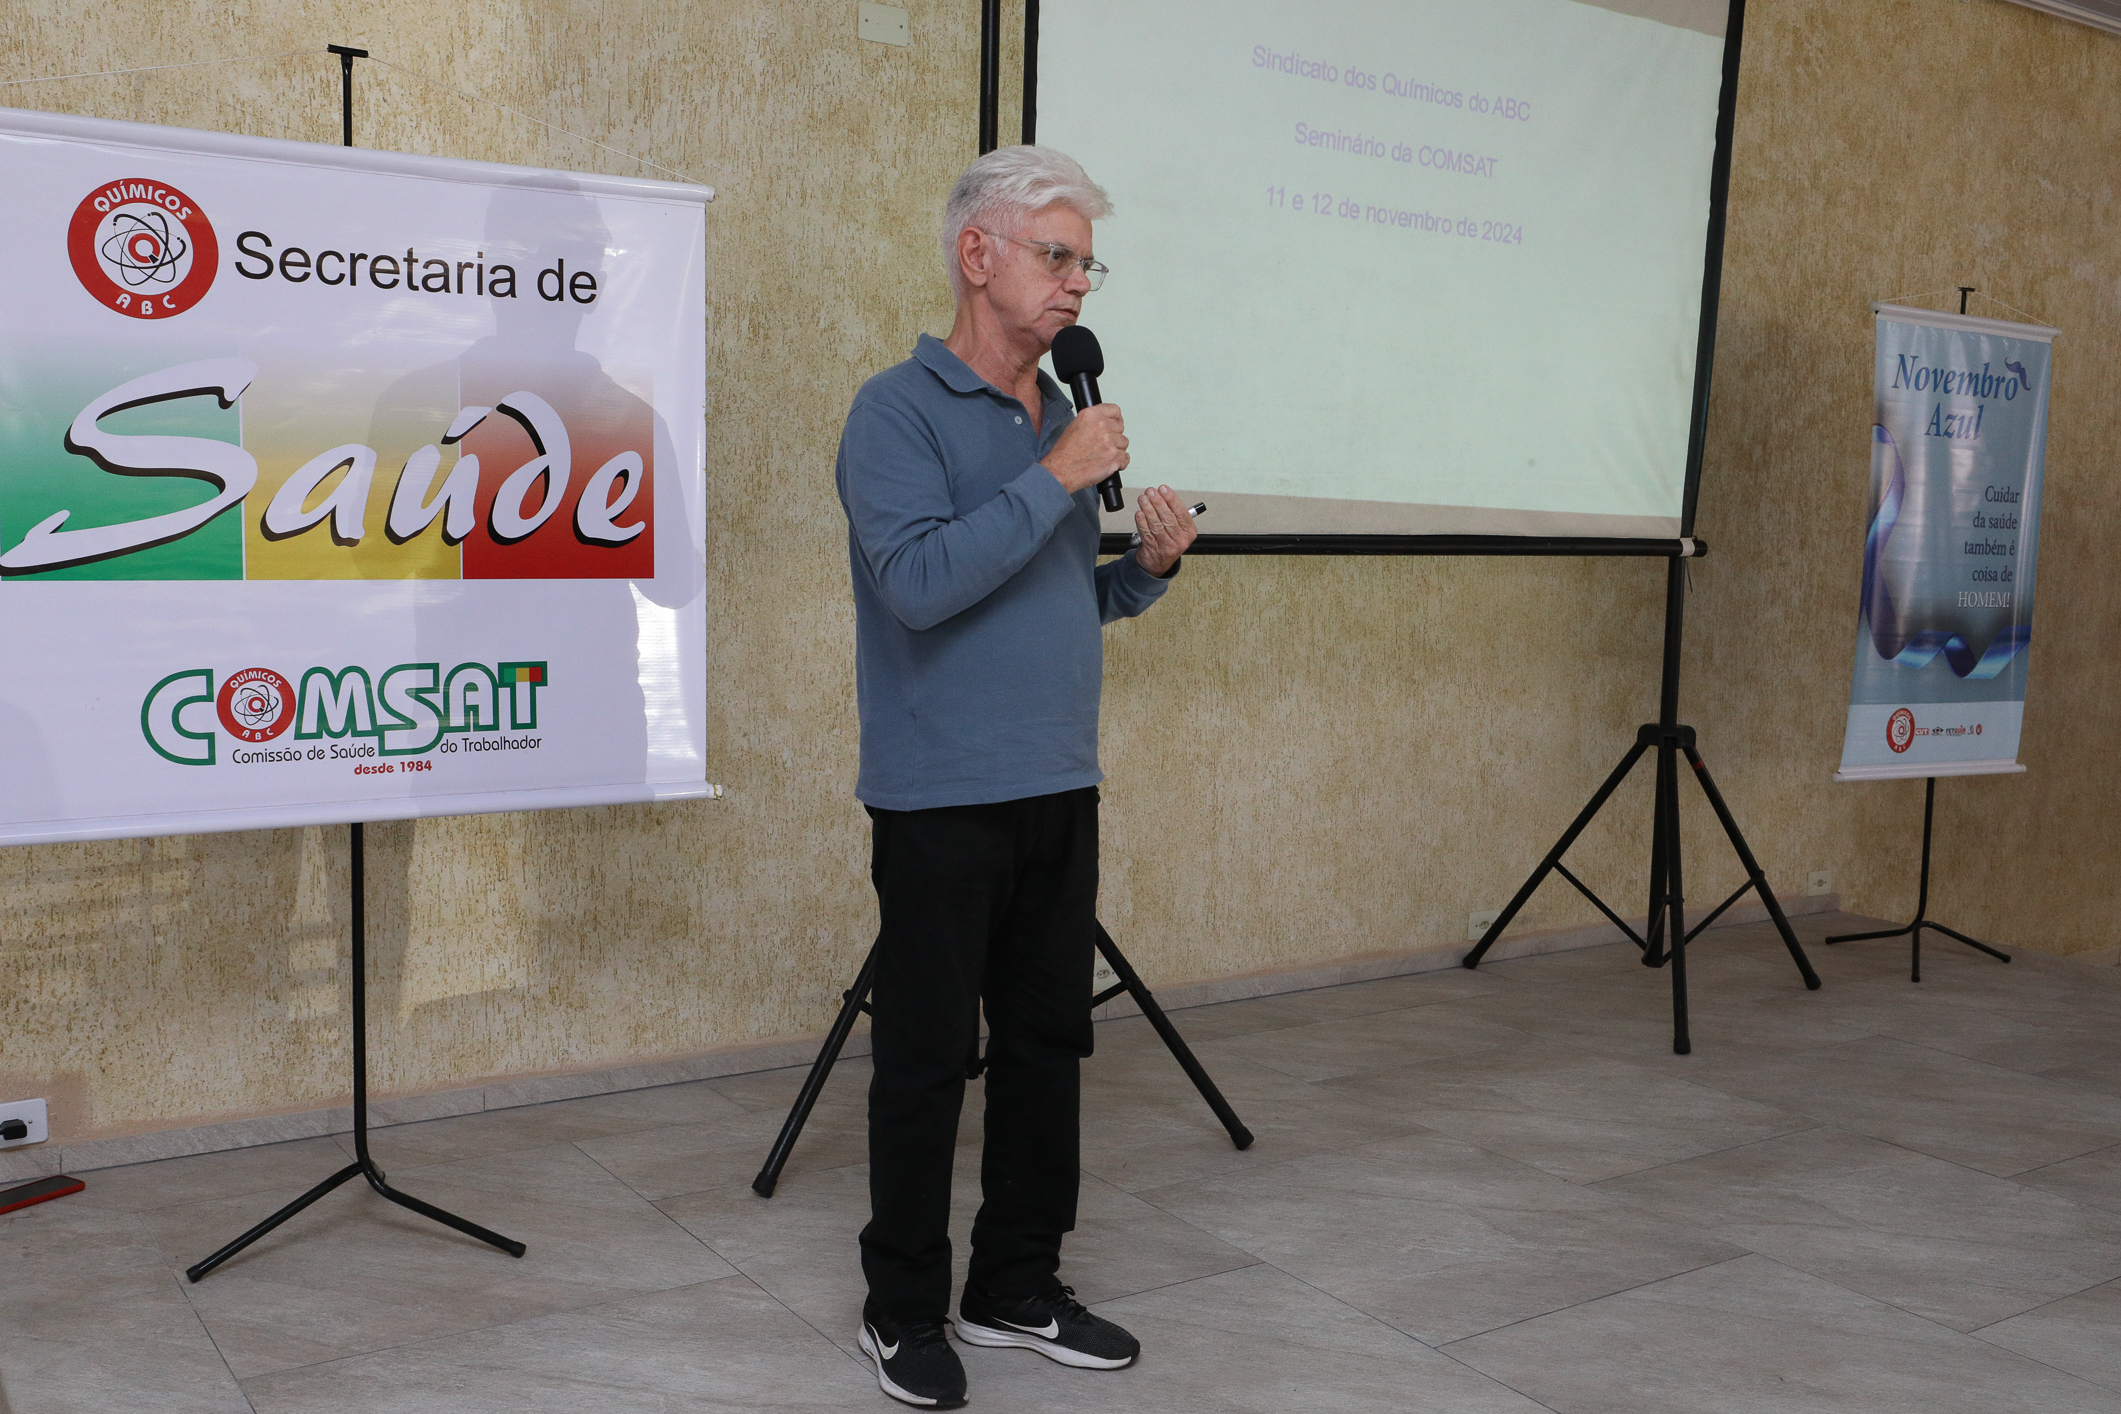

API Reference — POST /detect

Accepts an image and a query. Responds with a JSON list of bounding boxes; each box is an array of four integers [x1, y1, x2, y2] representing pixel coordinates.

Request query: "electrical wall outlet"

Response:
[[859, 2, 911, 46], [1805, 870, 1833, 897], [0, 1097, 49, 1148], [1467, 909, 1501, 942]]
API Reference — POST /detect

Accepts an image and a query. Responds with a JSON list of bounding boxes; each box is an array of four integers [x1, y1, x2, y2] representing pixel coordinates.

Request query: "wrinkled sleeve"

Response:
[[1095, 550, 1174, 625], [839, 398, 1078, 631]]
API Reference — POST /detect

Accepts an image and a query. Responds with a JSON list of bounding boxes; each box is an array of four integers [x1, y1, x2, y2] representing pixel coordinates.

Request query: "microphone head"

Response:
[[1050, 324, 1104, 382]]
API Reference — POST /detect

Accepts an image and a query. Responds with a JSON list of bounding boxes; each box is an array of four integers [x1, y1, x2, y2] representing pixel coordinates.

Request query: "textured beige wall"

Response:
[[0, 0, 2113, 1145]]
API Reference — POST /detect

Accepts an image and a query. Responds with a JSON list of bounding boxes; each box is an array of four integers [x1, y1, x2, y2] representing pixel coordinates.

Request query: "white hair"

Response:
[[941, 145, 1112, 295]]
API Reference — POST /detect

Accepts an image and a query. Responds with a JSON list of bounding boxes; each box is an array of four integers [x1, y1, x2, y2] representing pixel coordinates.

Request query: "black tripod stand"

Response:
[[752, 921, 1252, 1197], [187, 823, 525, 1282], [1826, 776, 2009, 982], [1462, 553, 1821, 1053]]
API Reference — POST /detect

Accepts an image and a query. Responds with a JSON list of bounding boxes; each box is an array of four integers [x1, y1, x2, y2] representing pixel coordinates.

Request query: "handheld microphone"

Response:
[[1050, 324, 1124, 512]]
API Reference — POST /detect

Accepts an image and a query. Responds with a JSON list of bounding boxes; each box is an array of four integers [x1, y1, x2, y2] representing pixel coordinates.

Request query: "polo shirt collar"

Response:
[[914, 333, 1067, 410]]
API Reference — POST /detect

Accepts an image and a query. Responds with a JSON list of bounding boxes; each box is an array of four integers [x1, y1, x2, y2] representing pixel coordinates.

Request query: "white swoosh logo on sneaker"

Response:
[[1001, 1317, 1061, 1339], [869, 1326, 900, 1359]]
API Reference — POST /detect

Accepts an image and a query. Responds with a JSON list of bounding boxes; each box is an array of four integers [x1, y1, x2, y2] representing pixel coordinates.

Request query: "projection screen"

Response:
[[1031, 0, 1737, 548]]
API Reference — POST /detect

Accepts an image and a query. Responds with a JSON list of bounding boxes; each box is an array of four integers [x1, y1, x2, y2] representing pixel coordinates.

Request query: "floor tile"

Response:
[[71, 1136, 359, 1213], [957, 1264, 1549, 1413], [1680, 1035, 2121, 1177], [1977, 1278, 2121, 1395], [1140, 1134, 1746, 1344], [330, 1081, 753, 1169], [149, 1142, 735, 1379], [239, 1275, 873, 1413], [1322, 1047, 1815, 1183], [1076, 1094, 1416, 1194], [0, 1199, 251, 1413], [1448, 1253, 2121, 1414], [1230, 966, 1516, 1021], [1091, 995, 1322, 1045], [1197, 1004, 1539, 1083], [576, 1104, 870, 1204], [2039, 1044, 2121, 1100], [1596, 1126, 2121, 1329], [2015, 1144, 2121, 1216], [657, 1165, 871, 1356], [706, 1056, 873, 1115]]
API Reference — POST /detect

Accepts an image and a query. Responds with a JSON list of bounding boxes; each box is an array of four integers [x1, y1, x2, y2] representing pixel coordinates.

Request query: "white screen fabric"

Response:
[[1035, 0, 1730, 539]]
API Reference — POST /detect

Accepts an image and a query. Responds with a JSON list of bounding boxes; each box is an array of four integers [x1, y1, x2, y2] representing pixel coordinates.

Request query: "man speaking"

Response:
[[834, 146, 1196, 1408]]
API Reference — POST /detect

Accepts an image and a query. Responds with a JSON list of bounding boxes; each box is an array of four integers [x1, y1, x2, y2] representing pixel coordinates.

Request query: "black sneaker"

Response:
[[858, 1312, 967, 1408], [954, 1283, 1140, 1370]]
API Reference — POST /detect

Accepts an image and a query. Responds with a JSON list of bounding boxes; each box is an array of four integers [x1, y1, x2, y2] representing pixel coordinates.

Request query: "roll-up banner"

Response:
[[1835, 304, 2054, 781], [0, 108, 713, 846]]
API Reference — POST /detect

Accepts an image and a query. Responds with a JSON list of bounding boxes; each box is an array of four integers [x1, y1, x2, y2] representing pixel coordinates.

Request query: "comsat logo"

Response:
[[143, 660, 549, 767], [69, 178, 221, 319]]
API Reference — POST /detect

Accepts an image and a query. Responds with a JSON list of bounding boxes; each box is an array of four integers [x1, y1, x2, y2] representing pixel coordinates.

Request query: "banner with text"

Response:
[[1835, 304, 2053, 781], [0, 107, 712, 845]]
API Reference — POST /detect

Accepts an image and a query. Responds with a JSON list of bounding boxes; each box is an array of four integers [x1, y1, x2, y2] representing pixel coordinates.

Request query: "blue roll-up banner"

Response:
[[1835, 304, 2055, 781]]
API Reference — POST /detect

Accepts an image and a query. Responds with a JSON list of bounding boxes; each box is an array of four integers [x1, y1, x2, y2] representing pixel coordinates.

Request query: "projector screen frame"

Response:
[[1002, 0, 1747, 559]]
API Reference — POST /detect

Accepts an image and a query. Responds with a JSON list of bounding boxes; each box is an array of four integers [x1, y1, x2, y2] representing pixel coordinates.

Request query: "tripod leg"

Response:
[[366, 1170, 527, 1256], [1684, 746, 1820, 989], [1660, 742, 1691, 1055], [1643, 775, 1670, 969], [186, 1160, 365, 1282], [1825, 924, 1914, 945], [1096, 925, 1253, 1150], [1926, 920, 2012, 963], [1465, 740, 1652, 969], [753, 942, 882, 1197]]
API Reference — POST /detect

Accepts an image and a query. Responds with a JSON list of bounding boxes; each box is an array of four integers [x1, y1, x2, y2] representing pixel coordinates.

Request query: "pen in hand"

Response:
[[1130, 501, 1207, 548]]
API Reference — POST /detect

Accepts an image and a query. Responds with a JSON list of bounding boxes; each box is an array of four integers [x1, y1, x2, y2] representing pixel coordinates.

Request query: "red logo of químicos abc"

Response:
[[69, 178, 220, 319], [1886, 707, 1915, 754], [217, 668, 296, 742]]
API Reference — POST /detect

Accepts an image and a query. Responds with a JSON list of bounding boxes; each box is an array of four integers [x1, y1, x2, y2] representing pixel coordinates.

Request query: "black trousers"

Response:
[[860, 786, 1098, 1322]]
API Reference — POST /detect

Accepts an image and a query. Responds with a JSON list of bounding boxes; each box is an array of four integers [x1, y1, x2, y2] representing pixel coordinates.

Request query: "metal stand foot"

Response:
[[1826, 777, 2008, 982], [187, 823, 524, 1282]]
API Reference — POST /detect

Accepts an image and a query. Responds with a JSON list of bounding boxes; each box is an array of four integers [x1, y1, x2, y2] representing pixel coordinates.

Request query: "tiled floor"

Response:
[[8, 911, 2121, 1412]]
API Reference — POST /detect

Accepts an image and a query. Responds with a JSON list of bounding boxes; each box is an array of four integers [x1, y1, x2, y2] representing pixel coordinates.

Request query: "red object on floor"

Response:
[[0, 1175, 84, 1215]]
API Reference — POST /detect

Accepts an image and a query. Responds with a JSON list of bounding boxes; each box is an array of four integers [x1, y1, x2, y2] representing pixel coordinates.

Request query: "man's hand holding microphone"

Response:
[[1041, 324, 1197, 576]]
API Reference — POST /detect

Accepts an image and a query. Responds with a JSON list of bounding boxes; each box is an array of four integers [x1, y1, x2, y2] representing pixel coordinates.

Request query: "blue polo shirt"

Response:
[[836, 334, 1173, 811]]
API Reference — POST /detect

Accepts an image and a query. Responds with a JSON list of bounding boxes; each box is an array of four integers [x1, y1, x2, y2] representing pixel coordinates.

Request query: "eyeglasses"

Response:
[[979, 229, 1109, 291]]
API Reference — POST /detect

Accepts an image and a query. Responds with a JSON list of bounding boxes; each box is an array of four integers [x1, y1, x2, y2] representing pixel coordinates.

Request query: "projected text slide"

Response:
[[1038, 0, 1728, 538]]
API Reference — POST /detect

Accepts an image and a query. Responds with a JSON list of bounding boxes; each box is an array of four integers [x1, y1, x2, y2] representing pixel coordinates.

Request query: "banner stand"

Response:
[[1827, 287, 2049, 983], [1824, 777, 2010, 983], [188, 821, 526, 1281], [185, 52, 522, 1283]]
